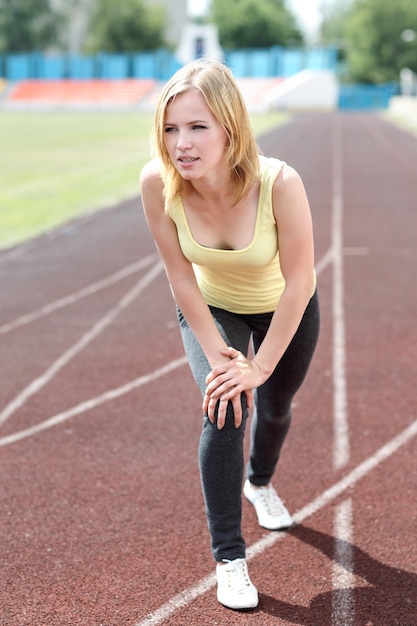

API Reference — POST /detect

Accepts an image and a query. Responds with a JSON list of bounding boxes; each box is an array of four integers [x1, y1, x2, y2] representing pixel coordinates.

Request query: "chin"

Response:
[[178, 168, 201, 181]]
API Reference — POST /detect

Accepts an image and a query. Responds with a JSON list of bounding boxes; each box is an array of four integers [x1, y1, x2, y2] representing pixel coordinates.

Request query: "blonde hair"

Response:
[[152, 59, 260, 211]]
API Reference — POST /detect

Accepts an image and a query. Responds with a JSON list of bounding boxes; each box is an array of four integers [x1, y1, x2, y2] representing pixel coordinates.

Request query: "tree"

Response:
[[344, 0, 417, 83], [209, 0, 304, 50], [0, 0, 64, 52], [84, 0, 166, 53], [320, 0, 352, 48], [318, 0, 353, 77]]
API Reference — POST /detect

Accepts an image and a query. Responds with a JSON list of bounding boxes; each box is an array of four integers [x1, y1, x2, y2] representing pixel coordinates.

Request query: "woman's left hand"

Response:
[[202, 347, 265, 428]]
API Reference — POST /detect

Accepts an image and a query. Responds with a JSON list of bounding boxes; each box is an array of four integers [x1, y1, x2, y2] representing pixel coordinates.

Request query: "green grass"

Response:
[[0, 110, 289, 250]]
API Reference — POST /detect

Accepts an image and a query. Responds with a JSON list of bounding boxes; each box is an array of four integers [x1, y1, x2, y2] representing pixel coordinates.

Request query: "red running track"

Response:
[[1, 113, 416, 626]]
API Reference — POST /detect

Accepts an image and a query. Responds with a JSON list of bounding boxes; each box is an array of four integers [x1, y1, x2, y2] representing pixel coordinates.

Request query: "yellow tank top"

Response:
[[169, 155, 288, 314]]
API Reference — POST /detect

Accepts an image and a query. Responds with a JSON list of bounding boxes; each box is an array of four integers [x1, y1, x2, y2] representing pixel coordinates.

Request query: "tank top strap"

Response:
[[258, 155, 286, 221]]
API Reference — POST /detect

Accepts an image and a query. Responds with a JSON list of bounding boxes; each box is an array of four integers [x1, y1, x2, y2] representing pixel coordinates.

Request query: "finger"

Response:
[[206, 369, 240, 398], [206, 393, 219, 424], [210, 382, 242, 404], [202, 392, 210, 415], [220, 346, 239, 358], [205, 375, 227, 398], [231, 395, 242, 428], [205, 369, 217, 385], [215, 397, 228, 429], [244, 388, 254, 412], [205, 368, 226, 386], [205, 360, 235, 385]]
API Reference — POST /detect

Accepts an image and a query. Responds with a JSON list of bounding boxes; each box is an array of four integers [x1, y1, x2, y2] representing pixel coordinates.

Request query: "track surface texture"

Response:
[[1, 113, 416, 626]]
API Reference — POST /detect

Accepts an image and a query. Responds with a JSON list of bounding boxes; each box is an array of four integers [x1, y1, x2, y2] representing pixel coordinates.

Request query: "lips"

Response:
[[178, 157, 198, 163]]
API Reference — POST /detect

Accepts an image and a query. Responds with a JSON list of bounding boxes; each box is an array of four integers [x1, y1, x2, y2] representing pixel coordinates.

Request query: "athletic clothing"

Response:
[[170, 154, 320, 562], [177, 292, 320, 561], [169, 155, 315, 314]]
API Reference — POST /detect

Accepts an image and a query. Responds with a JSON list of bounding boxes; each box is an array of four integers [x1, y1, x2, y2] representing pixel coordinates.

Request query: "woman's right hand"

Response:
[[203, 347, 260, 428]]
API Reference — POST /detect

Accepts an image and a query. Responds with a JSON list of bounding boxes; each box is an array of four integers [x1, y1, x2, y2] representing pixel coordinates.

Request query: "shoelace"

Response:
[[257, 485, 286, 516], [222, 560, 252, 593]]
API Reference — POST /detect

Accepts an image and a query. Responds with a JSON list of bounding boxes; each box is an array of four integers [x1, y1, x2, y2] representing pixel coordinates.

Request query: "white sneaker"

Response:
[[216, 558, 259, 610], [244, 479, 293, 530]]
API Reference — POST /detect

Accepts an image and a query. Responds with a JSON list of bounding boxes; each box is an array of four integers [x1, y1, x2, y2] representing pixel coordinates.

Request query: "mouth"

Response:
[[178, 157, 199, 164]]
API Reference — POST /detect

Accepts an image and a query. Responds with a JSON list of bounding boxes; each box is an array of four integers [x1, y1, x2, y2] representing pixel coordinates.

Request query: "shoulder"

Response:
[[270, 162, 310, 224], [259, 155, 287, 189], [259, 155, 304, 199], [140, 158, 164, 195], [272, 162, 306, 198], [259, 154, 285, 171], [140, 159, 166, 218], [140, 157, 162, 180]]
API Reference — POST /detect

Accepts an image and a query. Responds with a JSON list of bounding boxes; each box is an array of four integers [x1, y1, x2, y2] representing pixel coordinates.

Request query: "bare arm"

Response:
[[252, 164, 315, 375], [204, 164, 315, 405], [140, 160, 252, 427]]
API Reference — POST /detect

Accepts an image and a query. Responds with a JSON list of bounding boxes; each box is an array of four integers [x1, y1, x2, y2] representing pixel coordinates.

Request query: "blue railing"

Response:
[[0, 47, 337, 81], [339, 83, 398, 110], [224, 46, 337, 77], [0, 48, 398, 109]]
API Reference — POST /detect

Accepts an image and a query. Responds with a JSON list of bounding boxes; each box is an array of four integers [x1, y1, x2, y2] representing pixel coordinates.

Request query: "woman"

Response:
[[140, 60, 319, 610]]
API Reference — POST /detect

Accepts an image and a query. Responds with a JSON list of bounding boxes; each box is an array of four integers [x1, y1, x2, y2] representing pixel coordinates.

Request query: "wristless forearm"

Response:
[[253, 287, 312, 379], [173, 287, 228, 365]]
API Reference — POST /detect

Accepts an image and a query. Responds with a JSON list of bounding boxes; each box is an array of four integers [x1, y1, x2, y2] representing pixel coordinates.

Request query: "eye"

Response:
[[192, 124, 207, 130], [164, 126, 177, 133]]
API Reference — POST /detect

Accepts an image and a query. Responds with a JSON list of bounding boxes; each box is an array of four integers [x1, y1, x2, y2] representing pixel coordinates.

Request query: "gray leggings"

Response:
[[177, 290, 320, 562]]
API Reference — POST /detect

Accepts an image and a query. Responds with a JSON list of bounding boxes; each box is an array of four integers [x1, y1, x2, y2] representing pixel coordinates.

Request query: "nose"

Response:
[[176, 129, 192, 150]]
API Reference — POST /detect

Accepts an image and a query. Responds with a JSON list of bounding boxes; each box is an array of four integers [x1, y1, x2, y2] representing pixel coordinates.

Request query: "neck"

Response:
[[187, 172, 236, 208]]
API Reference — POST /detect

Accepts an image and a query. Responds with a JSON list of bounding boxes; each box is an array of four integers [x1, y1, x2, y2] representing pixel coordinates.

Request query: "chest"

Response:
[[182, 186, 261, 251]]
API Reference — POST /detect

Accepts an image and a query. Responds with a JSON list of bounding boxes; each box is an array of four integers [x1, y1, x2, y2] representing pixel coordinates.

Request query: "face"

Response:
[[163, 89, 229, 181]]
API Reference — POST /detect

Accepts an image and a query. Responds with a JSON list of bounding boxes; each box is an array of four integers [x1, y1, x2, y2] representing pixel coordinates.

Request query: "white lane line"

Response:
[[136, 573, 218, 626], [332, 115, 349, 470], [344, 247, 368, 257], [135, 417, 417, 626], [0, 255, 157, 336], [332, 499, 355, 625], [0, 260, 164, 427], [0, 356, 187, 448], [0, 250, 332, 438], [315, 246, 334, 275]]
